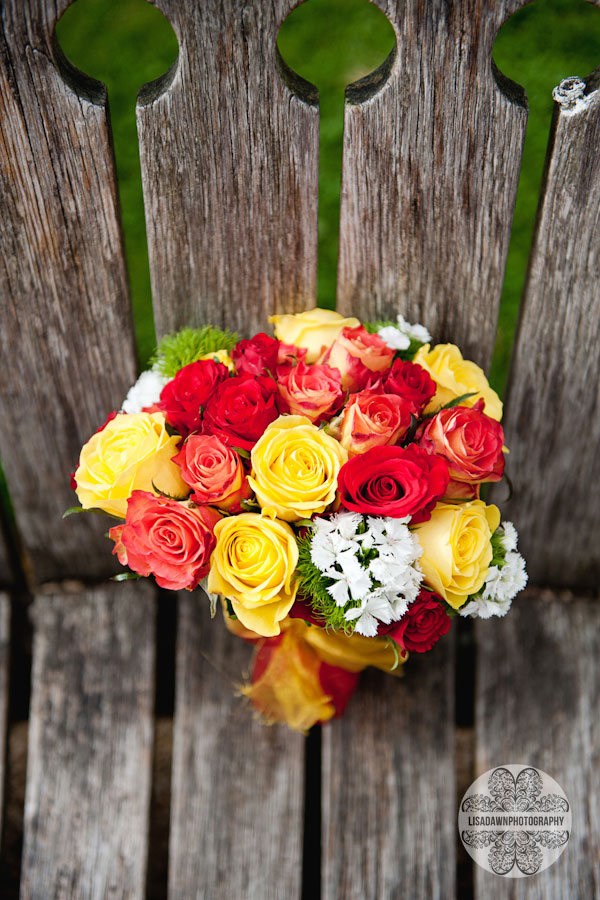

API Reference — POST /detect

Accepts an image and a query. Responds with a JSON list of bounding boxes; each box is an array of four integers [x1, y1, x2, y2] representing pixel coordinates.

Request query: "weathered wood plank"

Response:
[[0, 522, 15, 587], [137, 0, 319, 338], [337, 0, 531, 369], [20, 583, 156, 899], [322, 633, 456, 900], [168, 594, 305, 900], [474, 588, 600, 898], [0, 594, 9, 848], [0, 1, 138, 583], [496, 71, 600, 587]]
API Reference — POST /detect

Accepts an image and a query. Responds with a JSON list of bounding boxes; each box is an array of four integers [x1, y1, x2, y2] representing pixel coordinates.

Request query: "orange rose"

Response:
[[276, 361, 344, 424], [109, 491, 221, 590], [172, 435, 252, 512], [323, 325, 395, 391], [419, 400, 505, 485], [340, 388, 413, 456]]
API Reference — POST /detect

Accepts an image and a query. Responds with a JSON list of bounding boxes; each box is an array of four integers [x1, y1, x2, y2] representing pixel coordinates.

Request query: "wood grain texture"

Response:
[[0, 594, 9, 847], [0, 1, 138, 583], [20, 583, 156, 899], [322, 633, 455, 900], [495, 70, 600, 587], [337, 0, 531, 369], [137, 0, 319, 338], [168, 593, 305, 900], [474, 588, 600, 898]]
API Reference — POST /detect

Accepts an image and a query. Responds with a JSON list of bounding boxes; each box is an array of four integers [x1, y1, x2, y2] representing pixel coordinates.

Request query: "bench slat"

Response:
[[168, 595, 305, 900], [137, 0, 319, 338], [336, 0, 530, 368], [474, 589, 600, 897], [322, 635, 456, 900], [496, 72, 600, 586], [0, 1, 138, 583], [20, 584, 156, 899], [0, 594, 9, 846]]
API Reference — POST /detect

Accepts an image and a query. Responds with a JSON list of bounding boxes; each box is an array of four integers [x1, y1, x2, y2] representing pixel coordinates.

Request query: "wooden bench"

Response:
[[0, 1, 598, 897]]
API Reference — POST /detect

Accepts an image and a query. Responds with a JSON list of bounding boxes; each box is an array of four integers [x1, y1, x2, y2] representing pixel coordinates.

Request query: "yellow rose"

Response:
[[199, 348, 234, 371], [248, 415, 348, 521], [207, 509, 298, 637], [414, 343, 502, 421], [412, 500, 501, 608], [75, 412, 188, 518], [269, 307, 360, 363]]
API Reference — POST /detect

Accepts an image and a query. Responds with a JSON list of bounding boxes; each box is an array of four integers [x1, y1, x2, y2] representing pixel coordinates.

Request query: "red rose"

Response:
[[109, 490, 221, 590], [383, 590, 451, 653], [276, 360, 344, 424], [202, 373, 282, 450], [172, 434, 252, 512], [339, 387, 412, 456], [419, 399, 505, 484], [337, 445, 449, 520], [158, 359, 229, 436], [383, 359, 436, 414], [231, 332, 280, 376]]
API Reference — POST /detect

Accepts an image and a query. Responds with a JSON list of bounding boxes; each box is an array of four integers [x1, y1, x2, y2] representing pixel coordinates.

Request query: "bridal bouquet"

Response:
[[70, 308, 527, 731]]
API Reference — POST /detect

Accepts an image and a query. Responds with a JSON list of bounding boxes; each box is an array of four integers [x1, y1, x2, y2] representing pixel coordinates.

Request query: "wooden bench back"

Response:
[[1, 0, 599, 588]]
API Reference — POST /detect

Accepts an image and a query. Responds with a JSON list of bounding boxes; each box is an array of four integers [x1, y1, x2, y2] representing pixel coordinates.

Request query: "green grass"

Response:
[[55, 0, 600, 388], [491, 0, 600, 393], [56, 0, 178, 366]]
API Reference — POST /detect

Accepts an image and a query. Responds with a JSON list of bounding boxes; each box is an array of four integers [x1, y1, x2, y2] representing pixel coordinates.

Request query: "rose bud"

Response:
[[339, 388, 413, 456], [109, 491, 221, 591], [231, 332, 280, 376], [173, 434, 252, 512], [202, 373, 282, 450], [158, 359, 229, 437], [418, 399, 505, 484], [276, 361, 344, 424], [337, 444, 449, 521], [322, 325, 395, 392], [383, 359, 436, 415]]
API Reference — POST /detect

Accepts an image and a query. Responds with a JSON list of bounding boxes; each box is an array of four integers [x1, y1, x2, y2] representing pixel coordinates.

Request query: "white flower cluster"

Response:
[[459, 522, 528, 619], [309, 512, 423, 637], [377, 314, 432, 351], [121, 367, 168, 415]]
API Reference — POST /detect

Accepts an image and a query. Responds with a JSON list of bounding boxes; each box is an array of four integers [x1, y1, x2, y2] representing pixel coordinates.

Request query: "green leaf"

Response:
[[63, 506, 122, 521], [421, 392, 478, 419], [385, 635, 401, 671], [111, 572, 142, 582], [400, 413, 420, 447], [151, 480, 189, 501], [63, 505, 87, 518], [225, 597, 237, 620], [438, 392, 477, 411], [232, 446, 251, 459], [295, 518, 315, 528]]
